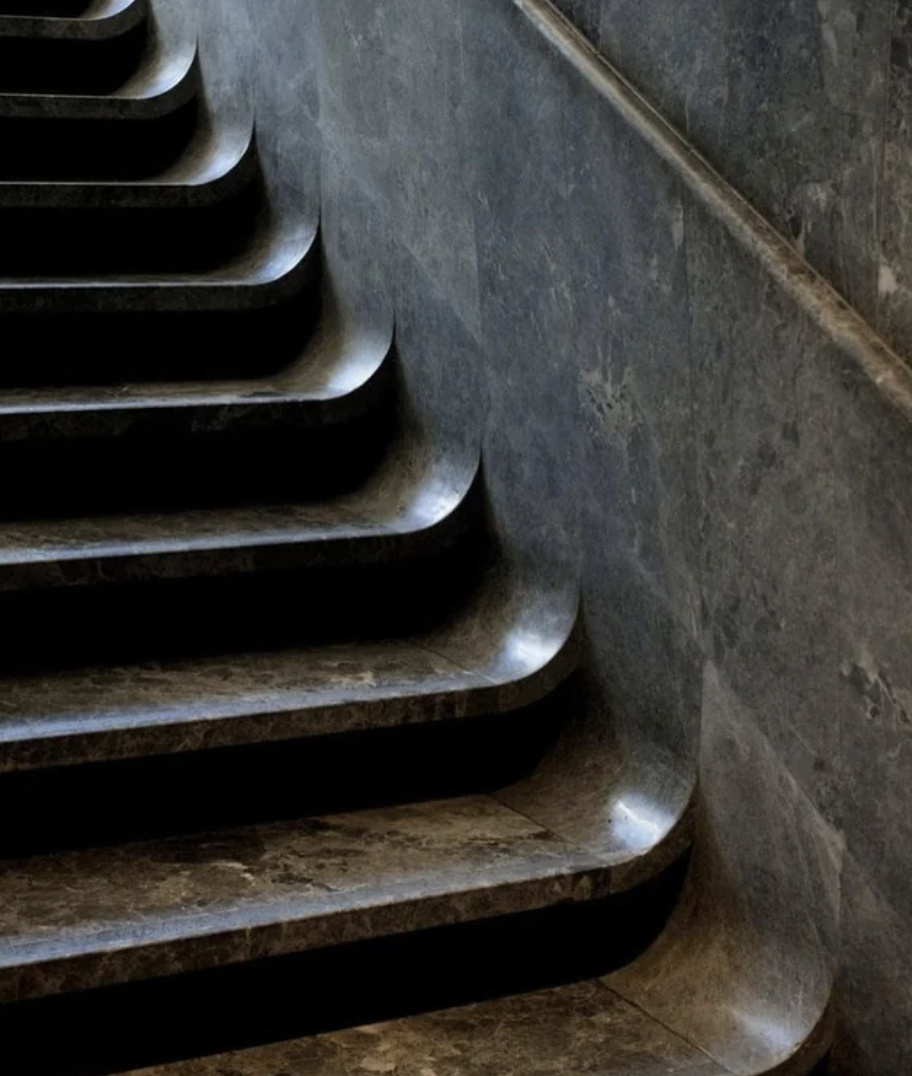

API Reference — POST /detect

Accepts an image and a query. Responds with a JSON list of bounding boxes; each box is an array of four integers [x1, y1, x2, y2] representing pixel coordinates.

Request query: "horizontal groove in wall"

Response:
[[514, 0, 912, 429]]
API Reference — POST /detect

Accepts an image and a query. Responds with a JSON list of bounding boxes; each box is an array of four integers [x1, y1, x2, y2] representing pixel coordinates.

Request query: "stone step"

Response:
[[0, 0, 146, 35], [0, 573, 576, 771], [0, 39, 199, 180], [0, 216, 320, 385], [0, 0, 149, 95], [0, 0, 92, 14], [0, 318, 395, 515], [0, 447, 480, 593], [128, 980, 724, 1076], [0, 794, 617, 1005], [0, 123, 261, 274]]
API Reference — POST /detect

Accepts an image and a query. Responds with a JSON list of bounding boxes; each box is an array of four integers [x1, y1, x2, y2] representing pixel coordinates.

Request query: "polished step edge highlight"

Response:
[[0, 446, 481, 590]]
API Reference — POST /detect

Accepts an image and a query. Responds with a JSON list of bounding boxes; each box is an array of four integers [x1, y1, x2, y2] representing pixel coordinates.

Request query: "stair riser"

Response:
[[0, 27, 148, 95], [0, 537, 487, 673], [0, 176, 264, 276], [0, 103, 198, 181]]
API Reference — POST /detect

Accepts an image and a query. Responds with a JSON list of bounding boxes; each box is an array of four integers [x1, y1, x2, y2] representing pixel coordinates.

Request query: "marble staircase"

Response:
[[0, 4, 827, 1076]]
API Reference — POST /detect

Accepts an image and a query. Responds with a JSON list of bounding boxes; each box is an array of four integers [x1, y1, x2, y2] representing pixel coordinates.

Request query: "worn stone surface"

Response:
[[129, 980, 725, 1076]]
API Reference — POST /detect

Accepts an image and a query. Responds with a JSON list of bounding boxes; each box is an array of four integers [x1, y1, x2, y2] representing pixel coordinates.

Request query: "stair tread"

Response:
[[0, 0, 147, 39], [129, 979, 725, 1076], [0, 37, 197, 119], [0, 447, 476, 578], [0, 794, 611, 1002], [0, 214, 317, 311], [0, 577, 577, 770], [0, 120, 255, 208], [0, 319, 391, 422]]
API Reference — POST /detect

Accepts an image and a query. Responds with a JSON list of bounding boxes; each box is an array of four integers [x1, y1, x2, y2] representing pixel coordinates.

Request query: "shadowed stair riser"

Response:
[[0, 405, 394, 517], [0, 0, 93, 13], [0, 292, 321, 386]]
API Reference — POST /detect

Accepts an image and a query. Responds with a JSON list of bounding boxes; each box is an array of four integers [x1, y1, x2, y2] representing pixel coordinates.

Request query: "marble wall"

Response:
[[149, 0, 912, 1071], [552, 0, 912, 366]]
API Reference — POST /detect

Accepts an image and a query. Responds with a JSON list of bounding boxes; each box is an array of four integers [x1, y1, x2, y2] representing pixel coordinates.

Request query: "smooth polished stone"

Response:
[[129, 979, 726, 1076], [0, 795, 613, 1003]]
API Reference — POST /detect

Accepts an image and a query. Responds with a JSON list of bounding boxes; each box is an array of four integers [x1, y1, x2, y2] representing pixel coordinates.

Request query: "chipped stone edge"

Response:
[[513, 0, 912, 431]]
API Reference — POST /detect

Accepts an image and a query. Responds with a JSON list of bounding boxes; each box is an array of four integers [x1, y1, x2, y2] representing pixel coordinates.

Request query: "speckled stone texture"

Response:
[[129, 980, 726, 1076]]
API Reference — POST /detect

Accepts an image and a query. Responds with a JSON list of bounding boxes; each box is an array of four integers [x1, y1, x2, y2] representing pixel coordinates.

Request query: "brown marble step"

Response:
[[0, 120, 255, 210], [0, 575, 577, 771], [0, 123, 262, 275], [0, 214, 316, 315], [126, 979, 725, 1076], [0, 37, 197, 121], [0, 0, 148, 39], [0, 794, 618, 1004]]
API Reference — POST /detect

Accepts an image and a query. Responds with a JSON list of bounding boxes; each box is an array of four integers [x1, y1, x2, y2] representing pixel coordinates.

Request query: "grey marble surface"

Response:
[[128, 980, 725, 1076]]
